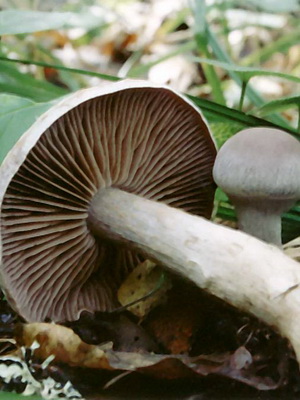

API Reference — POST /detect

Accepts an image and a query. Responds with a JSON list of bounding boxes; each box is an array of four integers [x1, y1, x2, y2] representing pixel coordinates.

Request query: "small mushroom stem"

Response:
[[89, 188, 300, 363], [234, 203, 282, 246]]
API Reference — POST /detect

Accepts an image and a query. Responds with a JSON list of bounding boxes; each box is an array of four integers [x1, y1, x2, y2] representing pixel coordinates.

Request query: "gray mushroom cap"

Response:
[[213, 127, 300, 244], [213, 127, 300, 199], [0, 79, 217, 322]]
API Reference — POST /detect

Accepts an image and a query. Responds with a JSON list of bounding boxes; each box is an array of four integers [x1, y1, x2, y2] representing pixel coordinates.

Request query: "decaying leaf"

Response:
[[15, 323, 112, 370], [66, 311, 159, 353], [143, 281, 208, 354], [3, 321, 291, 392], [117, 260, 171, 318]]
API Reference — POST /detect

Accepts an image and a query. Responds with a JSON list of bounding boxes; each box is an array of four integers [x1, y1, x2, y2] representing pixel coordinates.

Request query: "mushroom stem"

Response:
[[234, 203, 282, 246], [89, 188, 300, 363]]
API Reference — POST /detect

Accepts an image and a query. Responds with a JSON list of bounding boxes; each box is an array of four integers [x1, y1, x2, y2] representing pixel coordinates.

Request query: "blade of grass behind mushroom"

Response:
[[1, 58, 299, 242]]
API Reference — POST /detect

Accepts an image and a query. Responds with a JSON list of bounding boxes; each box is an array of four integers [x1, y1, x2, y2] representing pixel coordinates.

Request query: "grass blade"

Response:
[[188, 56, 300, 84], [190, 0, 226, 105], [0, 56, 120, 82], [206, 25, 292, 127]]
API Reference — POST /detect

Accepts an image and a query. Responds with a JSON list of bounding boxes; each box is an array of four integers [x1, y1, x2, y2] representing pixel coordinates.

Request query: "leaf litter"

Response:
[[1, 267, 300, 399]]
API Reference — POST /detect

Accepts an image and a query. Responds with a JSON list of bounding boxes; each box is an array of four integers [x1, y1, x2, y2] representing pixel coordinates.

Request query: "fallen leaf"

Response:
[[117, 260, 171, 318], [143, 281, 207, 354], [230, 346, 253, 370], [15, 323, 112, 369], [11, 322, 287, 391], [67, 311, 159, 353]]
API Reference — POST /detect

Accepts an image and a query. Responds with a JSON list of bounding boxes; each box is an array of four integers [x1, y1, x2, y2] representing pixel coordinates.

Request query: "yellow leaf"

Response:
[[117, 260, 171, 318]]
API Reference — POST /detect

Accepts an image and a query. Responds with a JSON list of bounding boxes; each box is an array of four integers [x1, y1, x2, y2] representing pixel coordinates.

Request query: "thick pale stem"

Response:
[[89, 188, 300, 363], [235, 205, 282, 246]]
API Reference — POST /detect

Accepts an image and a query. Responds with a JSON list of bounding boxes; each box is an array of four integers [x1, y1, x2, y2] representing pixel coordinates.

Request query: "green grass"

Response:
[[0, 1, 299, 242]]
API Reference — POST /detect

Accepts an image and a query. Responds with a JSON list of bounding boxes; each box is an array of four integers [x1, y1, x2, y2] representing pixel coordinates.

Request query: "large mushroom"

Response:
[[213, 127, 300, 246], [2, 81, 300, 365], [0, 79, 217, 322]]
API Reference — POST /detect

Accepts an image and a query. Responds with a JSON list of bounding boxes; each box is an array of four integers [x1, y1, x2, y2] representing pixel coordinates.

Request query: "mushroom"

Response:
[[3, 81, 300, 366], [213, 127, 300, 246], [0, 79, 217, 322]]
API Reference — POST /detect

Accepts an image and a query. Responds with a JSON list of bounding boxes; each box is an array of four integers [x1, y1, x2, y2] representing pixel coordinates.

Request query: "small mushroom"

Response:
[[213, 127, 300, 246], [0, 79, 217, 322]]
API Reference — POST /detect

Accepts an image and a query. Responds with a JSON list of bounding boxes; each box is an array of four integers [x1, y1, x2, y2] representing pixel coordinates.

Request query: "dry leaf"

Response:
[[10, 322, 287, 391], [15, 323, 112, 370], [143, 281, 206, 354], [117, 260, 171, 318], [67, 311, 159, 353]]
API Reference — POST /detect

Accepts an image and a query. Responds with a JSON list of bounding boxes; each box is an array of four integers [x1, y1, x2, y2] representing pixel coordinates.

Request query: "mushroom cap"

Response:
[[0, 79, 216, 322], [213, 127, 300, 201]]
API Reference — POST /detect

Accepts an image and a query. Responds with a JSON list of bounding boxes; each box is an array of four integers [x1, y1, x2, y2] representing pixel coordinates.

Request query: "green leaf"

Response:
[[0, 60, 68, 102], [0, 391, 43, 400], [0, 94, 56, 164], [127, 41, 196, 77], [188, 95, 300, 138], [189, 56, 300, 84], [245, 0, 300, 12], [0, 56, 120, 84], [241, 29, 300, 66], [190, 0, 207, 38], [209, 121, 244, 148], [214, 188, 229, 203], [190, 55, 300, 112], [158, 8, 190, 35], [257, 96, 300, 116], [1, 57, 298, 139], [189, 0, 226, 105], [206, 25, 293, 128], [0, 9, 110, 35]]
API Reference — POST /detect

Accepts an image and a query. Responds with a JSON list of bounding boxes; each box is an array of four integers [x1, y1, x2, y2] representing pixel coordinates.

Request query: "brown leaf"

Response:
[[143, 281, 206, 354], [12, 322, 283, 391], [15, 323, 112, 369], [67, 311, 159, 353]]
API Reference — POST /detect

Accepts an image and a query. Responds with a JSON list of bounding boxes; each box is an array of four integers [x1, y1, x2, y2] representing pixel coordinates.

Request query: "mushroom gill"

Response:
[[1, 85, 216, 322]]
